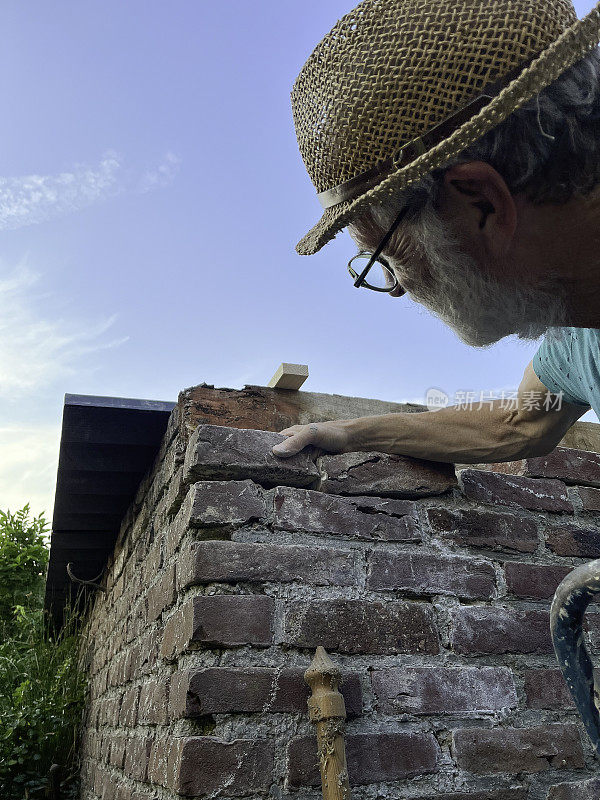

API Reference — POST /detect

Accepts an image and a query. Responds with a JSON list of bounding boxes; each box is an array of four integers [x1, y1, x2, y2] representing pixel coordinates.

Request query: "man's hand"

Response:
[[272, 421, 354, 458]]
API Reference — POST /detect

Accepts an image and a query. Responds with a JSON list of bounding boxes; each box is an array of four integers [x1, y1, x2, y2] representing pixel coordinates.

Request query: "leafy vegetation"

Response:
[[0, 506, 87, 799]]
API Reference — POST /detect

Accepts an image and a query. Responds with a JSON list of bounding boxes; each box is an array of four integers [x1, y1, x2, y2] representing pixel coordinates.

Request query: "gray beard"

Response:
[[392, 206, 570, 347]]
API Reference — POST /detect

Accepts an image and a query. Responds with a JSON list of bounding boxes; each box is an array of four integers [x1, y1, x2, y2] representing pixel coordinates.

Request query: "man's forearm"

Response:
[[345, 402, 556, 463]]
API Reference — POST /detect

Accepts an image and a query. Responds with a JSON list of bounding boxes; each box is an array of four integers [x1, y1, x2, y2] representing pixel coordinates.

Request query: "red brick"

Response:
[[524, 668, 574, 709], [161, 595, 274, 660], [546, 524, 600, 557], [491, 447, 600, 488], [453, 725, 584, 774], [187, 479, 267, 528], [451, 607, 552, 654], [272, 486, 421, 541], [183, 424, 319, 487], [427, 506, 538, 552], [372, 666, 517, 714], [171, 736, 274, 795], [504, 562, 571, 599], [548, 777, 600, 799], [367, 551, 495, 599], [318, 451, 457, 498], [169, 666, 362, 718], [284, 599, 439, 654], [578, 486, 600, 512], [460, 470, 573, 513], [287, 731, 439, 786], [182, 539, 360, 588]]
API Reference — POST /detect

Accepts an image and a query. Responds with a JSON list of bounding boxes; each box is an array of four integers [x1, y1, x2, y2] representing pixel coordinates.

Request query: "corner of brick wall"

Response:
[[78, 392, 600, 800]]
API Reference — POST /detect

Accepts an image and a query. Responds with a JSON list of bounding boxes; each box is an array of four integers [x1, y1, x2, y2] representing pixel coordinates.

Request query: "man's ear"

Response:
[[442, 161, 518, 260]]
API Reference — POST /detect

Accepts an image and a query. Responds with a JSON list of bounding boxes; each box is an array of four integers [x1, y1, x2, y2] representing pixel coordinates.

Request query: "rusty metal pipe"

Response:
[[550, 559, 600, 755], [304, 646, 352, 800]]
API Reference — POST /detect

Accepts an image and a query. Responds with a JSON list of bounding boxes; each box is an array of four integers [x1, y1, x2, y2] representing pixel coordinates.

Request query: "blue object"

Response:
[[533, 327, 600, 416]]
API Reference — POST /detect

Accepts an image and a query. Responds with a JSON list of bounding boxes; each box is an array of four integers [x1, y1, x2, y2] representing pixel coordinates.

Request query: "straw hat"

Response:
[[291, 0, 600, 256]]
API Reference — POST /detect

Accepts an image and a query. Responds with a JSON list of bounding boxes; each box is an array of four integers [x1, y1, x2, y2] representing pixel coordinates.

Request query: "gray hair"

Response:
[[351, 47, 600, 243], [347, 50, 600, 345]]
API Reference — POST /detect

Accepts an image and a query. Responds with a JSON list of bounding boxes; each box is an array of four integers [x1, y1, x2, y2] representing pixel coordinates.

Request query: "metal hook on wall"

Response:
[[66, 562, 106, 593]]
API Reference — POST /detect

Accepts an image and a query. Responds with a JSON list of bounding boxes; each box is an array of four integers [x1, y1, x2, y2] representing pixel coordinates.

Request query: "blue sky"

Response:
[[0, 0, 596, 517]]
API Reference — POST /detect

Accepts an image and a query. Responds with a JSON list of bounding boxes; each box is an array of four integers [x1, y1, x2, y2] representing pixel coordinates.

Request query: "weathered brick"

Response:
[[102, 695, 121, 727], [372, 666, 517, 714], [161, 595, 274, 660], [188, 479, 267, 528], [548, 777, 600, 800], [284, 599, 439, 654], [138, 678, 169, 725], [367, 551, 495, 599], [108, 734, 127, 768], [417, 792, 526, 800], [460, 470, 573, 513], [451, 607, 552, 654], [119, 685, 139, 727], [171, 736, 274, 795], [491, 448, 600, 488], [169, 666, 362, 718], [524, 669, 575, 709], [123, 734, 152, 782], [146, 563, 177, 623], [99, 770, 116, 800], [318, 451, 456, 498], [149, 736, 179, 787], [272, 487, 421, 541], [453, 725, 584, 774], [182, 539, 360, 588], [138, 628, 160, 676], [287, 731, 439, 786], [504, 562, 571, 599], [427, 507, 538, 553], [183, 425, 319, 487], [546, 524, 600, 557], [578, 486, 600, 512]]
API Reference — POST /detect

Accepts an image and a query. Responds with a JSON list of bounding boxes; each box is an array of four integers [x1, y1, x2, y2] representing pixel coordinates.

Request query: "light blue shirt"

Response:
[[532, 327, 600, 417]]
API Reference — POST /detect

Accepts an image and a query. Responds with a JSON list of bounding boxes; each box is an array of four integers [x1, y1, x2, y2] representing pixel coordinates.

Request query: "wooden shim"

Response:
[[267, 363, 309, 391]]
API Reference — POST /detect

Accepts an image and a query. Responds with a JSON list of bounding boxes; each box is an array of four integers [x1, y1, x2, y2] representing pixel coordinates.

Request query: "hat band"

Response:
[[316, 55, 538, 210]]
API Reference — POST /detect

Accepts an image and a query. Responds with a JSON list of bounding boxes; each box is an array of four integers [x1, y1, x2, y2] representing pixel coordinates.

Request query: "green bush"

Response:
[[0, 507, 87, 799], [0, 506, 48, 629]]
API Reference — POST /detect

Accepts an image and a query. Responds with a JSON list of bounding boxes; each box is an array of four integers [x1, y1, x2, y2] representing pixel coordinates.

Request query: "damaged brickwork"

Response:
[[76, 385, 600, 800]]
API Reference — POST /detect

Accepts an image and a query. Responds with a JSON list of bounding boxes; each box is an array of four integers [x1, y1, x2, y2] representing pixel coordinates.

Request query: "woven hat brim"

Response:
[[296, 3, 600, 256]]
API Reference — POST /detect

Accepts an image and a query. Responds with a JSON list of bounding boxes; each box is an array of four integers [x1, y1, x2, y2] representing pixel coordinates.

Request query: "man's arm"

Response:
[[272, 360, 588, 463]]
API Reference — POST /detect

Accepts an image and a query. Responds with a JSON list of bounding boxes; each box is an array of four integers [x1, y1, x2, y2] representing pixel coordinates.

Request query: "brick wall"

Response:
[[78, 386, 600, 800]]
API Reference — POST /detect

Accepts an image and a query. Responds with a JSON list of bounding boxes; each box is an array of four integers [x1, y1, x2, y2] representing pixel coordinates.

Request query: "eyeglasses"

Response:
[[347, 204, 409, 294]]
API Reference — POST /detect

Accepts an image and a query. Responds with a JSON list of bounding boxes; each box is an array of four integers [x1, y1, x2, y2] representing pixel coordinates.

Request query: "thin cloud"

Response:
[[0, 264, 127, 397], [138, 151, 181, 193], [0, 150, 180, 231]]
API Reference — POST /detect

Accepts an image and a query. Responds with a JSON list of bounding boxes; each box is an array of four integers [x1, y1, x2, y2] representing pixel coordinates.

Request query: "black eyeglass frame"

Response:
[[347, 204, 410, 294]]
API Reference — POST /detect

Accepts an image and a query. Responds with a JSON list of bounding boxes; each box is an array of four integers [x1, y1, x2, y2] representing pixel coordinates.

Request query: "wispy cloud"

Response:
[[0, 263, 126, 397], [0, 150, 180, 231], [138, 151, 181, 193]]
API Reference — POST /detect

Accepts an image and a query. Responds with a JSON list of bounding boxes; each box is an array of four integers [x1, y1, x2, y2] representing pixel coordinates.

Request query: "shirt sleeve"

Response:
[[532, 329, 590, 407]]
